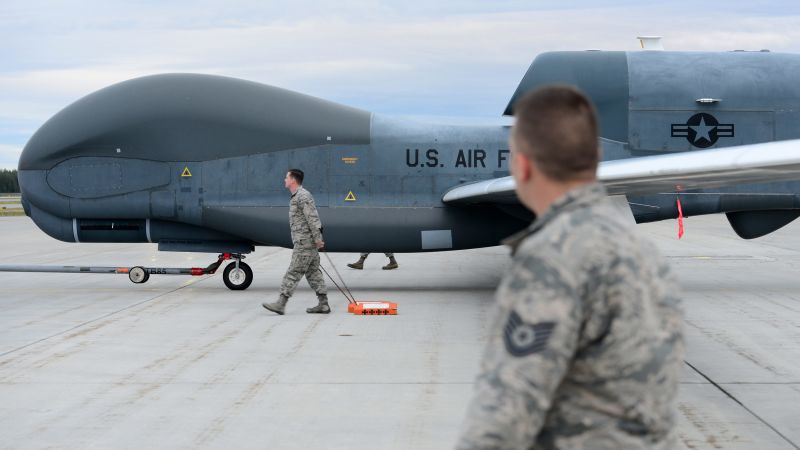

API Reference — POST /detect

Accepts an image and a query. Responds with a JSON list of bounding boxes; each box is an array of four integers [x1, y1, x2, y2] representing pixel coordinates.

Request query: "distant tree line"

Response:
[[0, 169, 19, 193]]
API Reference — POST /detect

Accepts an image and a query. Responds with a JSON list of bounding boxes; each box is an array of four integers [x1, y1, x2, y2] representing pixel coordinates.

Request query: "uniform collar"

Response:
[[291, 186, 304, 198], [502, 182, 607, 254]]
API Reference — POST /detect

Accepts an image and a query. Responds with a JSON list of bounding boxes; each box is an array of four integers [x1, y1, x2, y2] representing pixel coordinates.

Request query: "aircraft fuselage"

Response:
[[18, 50, 800, 253]]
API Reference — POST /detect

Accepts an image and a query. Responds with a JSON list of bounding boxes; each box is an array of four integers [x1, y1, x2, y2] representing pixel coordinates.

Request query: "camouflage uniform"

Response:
[[360, 253, 394, 258], [457, 183, 684, 450], [279, 186, 327, 298]]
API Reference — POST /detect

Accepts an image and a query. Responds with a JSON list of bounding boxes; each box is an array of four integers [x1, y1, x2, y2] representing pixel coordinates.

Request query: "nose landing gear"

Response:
[[196, 252, 253, 290], [221, 256, 253, 291]]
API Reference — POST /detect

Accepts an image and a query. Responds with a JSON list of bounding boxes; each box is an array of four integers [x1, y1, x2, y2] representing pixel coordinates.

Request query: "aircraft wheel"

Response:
[[223, 261, 253, 290], [129, 266, 149, 284]]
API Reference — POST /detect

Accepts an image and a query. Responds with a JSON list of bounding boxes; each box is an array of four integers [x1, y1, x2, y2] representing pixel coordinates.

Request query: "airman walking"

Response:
[[262, 169, 330, 315], [347, 253, 399, 270]]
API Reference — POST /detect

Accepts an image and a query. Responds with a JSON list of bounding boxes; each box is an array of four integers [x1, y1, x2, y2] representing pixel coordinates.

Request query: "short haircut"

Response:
[[512, 85, 599, 181], [288, 168, 304, 184]]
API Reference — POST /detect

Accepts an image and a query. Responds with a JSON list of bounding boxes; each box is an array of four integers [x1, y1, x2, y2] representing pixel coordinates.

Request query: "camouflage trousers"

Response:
[[360, 253, 394, 258], [280, 245, 327, 298]]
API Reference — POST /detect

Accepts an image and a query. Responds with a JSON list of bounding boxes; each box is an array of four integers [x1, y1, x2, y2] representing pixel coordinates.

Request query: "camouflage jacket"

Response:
[[457, 183, 684, 450], [289, 186, 323, 247]]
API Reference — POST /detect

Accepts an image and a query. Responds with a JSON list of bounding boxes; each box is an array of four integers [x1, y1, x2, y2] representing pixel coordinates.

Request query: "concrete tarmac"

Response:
[[0, 215, 799, 449]]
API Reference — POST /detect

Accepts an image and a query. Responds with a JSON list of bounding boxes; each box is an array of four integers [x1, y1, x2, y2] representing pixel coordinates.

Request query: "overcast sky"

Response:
[[2, 0, 799, 169]]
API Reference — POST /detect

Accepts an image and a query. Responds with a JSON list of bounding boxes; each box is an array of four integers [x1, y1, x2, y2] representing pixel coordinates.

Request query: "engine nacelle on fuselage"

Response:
[[506, 50, 800, 154]]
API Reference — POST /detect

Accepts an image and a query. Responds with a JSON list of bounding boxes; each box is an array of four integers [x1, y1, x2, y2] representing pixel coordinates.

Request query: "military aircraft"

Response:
[[15, 48, 800, 290]]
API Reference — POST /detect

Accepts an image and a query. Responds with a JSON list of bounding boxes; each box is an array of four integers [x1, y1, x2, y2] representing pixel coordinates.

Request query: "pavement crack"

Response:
[[683, 360, 799, 450]]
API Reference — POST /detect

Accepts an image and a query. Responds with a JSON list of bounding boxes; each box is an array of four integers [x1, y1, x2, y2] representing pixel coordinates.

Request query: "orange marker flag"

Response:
[[677, 197, 684, 239]]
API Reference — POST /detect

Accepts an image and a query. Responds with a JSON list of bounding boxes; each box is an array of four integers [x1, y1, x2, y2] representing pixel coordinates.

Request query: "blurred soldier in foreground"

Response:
[[457, 86, 684, 449], [262, 169, 329, 315], [347, 253, 399, 270]]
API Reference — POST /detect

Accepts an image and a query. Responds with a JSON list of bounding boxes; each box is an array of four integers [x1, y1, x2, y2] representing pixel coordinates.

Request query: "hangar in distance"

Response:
[[15, 48, 800, 289]]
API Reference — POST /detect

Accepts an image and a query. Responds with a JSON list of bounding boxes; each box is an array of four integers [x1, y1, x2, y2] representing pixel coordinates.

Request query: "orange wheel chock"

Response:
[[349, 301, 398, 315]]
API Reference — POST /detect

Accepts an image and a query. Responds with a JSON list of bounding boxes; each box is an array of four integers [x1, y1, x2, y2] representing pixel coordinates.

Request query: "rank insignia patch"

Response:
[[503, 311, 556, 357]]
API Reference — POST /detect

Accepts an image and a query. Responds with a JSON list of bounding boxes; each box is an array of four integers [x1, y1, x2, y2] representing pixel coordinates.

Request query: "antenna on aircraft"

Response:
[[637, 36, 664, 51]]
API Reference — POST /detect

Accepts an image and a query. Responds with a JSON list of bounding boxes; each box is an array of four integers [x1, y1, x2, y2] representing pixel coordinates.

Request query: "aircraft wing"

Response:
[[442, 139, 800, 204]]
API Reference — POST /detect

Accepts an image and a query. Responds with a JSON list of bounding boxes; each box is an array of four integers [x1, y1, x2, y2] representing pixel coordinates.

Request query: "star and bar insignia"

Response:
[[671, 113, 734, 148]]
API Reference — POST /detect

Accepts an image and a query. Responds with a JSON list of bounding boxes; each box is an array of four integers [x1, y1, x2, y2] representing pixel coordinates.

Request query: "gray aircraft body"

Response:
[[16, 50, 800, 288]]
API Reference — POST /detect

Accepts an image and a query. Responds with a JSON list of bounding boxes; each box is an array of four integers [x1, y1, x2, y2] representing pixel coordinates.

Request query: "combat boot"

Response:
[[306, 294, 331, 314], [382, 256, 399, 270], [347, 256, 366, 270], [262, 295, 289, 315]]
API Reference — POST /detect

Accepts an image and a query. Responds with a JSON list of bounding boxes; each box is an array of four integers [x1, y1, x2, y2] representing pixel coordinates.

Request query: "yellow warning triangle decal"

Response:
[[345, 191, 357, 201], [181, 166, 192, 177]]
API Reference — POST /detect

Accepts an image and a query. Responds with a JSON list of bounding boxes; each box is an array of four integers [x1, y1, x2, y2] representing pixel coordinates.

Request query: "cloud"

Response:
[[0, 145, 22, 169]]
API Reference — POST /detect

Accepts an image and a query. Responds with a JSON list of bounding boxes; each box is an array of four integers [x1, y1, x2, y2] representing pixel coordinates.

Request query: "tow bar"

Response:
[[0, 253, 254, 290]]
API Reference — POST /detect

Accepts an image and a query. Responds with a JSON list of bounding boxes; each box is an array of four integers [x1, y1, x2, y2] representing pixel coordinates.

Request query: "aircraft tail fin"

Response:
[[503, 51, 630, 142]]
